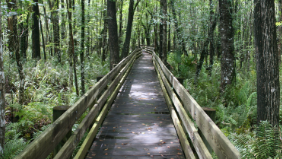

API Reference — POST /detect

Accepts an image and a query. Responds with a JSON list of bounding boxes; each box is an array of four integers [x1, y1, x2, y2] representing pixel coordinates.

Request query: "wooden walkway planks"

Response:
[[85, 52, 185, 159]]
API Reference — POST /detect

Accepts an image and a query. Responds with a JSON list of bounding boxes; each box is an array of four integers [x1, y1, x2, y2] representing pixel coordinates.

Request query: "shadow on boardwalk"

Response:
[[86, 52, 185, 159]]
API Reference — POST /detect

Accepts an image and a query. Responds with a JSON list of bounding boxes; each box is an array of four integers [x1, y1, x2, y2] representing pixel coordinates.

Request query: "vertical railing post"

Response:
[[199, 107, 216, 153], [53, 105, 71, 156]]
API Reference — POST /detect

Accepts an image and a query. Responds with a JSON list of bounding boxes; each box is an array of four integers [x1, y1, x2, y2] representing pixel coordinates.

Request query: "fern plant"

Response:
[[1, 137, 28, 159], [229, 121, 282, 159]]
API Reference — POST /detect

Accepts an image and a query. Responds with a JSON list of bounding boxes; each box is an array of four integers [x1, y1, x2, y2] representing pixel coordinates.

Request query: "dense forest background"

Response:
[[0, 0, 282, 158]]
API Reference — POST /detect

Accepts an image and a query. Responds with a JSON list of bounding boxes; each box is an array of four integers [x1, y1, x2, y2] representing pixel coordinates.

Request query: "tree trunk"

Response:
[[40, 19, 46, 60], [0, 1, 5, 153], [107, 0, 119, 69], [209, 0, 215, 75], [43, 6, 52, 57], [194, 15, 216, 84], [67, 0, 73, 90], [20, 1, 28, 59], [159, 2, 163, 58], [32, 0, 41, 59], [219, 0, 235, 92], [67, 0, 78, 96], [61, 0, 65, 40], [121, 0, 135, 58], [254, 0, 280, 127], [171, 0, 179, 51], [86, 0, 90, 57], [154, 24, 159, 52], [81, 0, 85, 94], [50, 0, 61, 62], [119, 0, 123, 48], [161, 0, 167, 64], [278, 0, 282, 64], [168, 15, 171, 52], [7, 0, 25, 104], [102, 0, 108, 62]]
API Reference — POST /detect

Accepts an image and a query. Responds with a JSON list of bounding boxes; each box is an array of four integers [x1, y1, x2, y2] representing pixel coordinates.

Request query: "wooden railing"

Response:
[[143, 46, 240, 159], [15, 48, 142, 159]]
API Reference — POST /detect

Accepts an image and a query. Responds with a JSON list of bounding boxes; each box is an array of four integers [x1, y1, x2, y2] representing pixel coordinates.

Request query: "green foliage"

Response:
[[229, 121, 282, 159], [2, 123, 29, 159], [1, 137, 28, 159]]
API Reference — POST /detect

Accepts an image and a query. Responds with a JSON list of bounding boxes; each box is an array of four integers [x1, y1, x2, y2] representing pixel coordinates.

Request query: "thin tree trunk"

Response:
[[161, 0, 167, 64], [278, 0, 282, 64], [122, 0, 140, 58], [0, 0, 5, 153], [49, 0, 61, 62], [107, 0, 119, 69], [119, 0, 123, 47], [32, 0, 41, 59], [81, 0, 85, 94], [43, 6, 52, 56], [159, 1, 163, 58], [194, 15, 216, 84], [209, 0, 215, 75], [154, 24, 159, 52], [19, 1, 27, 59], [102, 0, 108, 62], [86, 0, 90, 57], [171, 0, 179, 51], [168, 15, 171, 52], [61, 0, 65, 40], [40, 19, 46, 60], [67, 0, 73, 90]]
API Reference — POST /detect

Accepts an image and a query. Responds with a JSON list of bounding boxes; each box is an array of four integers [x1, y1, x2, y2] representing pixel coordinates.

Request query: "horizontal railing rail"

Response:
[[143, 46, 240, 159], [15, 48, 142, 159]]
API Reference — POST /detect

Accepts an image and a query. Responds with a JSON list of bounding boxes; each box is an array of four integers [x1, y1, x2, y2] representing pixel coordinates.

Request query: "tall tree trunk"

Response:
[[0, 1, 5, 153], [119, 0, 123, 47], [50, 0, 61, 62], [67, 0, 73, 90], [81, 0, 85, 94], [7, 0, 25, 104], [40, 19, 46, 60], [219, 0, 235, 92], [168, 15, 171, 52], [161, 0, 167, 64], [107, 0, 119, 69], [159, 2, 163, 58], [171, 0, 179, 50], [121, 0, 134, 58], [20, 1, 28, 59], [86, 0, 90, 57], [102, 0, 108, 62], [209, 0, 215, 74], [43, 6, 52, 56], [171, 0, 187, 56], [61, 0, 65, 40], [67, 0, 78, 96], [154, 24, 159, 52], [194, 15, 217, 84], [254, 0, 280, 127], [32, 0, 41, 59], [278, 0, 282, 64]]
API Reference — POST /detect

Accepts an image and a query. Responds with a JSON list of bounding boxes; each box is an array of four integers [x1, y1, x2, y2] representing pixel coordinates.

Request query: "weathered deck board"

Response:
[[85, 52, 185, 159]]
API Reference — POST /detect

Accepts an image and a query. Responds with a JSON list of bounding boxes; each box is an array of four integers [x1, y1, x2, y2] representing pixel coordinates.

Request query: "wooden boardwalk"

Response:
[[86, 52, 185, 158]]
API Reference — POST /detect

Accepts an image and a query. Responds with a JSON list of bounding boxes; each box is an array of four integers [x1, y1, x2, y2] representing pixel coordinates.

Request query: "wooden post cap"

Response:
[[53, 106, 71, 122], [202, 107, 216, 121], [177, 77, 185, 85], [96, 75, 104, 82]]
